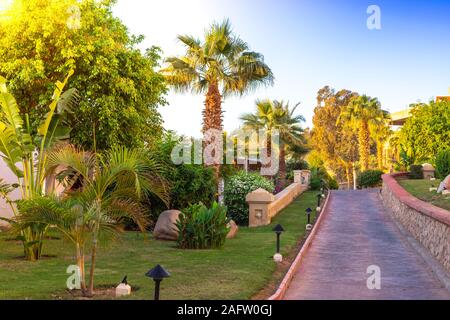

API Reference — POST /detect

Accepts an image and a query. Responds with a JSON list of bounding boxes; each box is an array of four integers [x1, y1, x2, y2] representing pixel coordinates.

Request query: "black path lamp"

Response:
[[306, 208, 313, 225], [273, 224, 285, 254], [145, 264, 170, 300]]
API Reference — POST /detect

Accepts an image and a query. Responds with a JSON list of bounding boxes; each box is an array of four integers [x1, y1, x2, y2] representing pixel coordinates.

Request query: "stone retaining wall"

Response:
[[381, 173, 450, 273]]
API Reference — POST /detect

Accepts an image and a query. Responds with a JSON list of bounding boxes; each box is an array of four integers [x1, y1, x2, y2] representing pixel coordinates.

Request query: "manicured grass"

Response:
[[398, 179, 450, 211], [0, 191, 317, 300]]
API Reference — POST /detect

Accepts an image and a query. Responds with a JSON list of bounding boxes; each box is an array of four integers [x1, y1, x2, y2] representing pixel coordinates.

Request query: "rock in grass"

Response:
[[153, 210, 181, 241], [226, 220, 239, 239]]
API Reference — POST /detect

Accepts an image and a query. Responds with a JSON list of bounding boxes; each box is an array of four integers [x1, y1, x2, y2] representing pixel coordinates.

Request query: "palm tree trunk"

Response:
[[358, 121, 370, 171], [87, 238, 98, 297], [261, 131, 272, 177], [203, 82, 223, 179], [76, 243, 87, 293], [377, 139, 383, 170], [278, 143, 287, 185], [345, 165, 351, 190]]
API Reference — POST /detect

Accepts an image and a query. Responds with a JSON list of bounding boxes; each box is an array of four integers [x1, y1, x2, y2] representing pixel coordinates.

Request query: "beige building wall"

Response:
[[0, 159, 21, 227]]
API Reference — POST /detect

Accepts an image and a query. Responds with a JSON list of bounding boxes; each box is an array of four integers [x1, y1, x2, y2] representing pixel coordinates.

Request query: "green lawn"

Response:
[[398, 179, 450, 211], [0, 191, 317, 300]]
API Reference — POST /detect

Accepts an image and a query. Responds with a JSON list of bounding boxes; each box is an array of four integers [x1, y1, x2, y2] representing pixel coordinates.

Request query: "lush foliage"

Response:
[[435, 149, 450, 179], [397, 101, 450, 164], [143, 132, 217, 223], [170, 165, 217, 209], [408, 165, 424, 180], [0, 0, 167, 150], [14, 145, 169, 296], [309, 166, 338, 190], [0, 72, 76, 260], [176, 202, 229, 249], [224, 171, 274, 225], [357, 170, 383, 188]]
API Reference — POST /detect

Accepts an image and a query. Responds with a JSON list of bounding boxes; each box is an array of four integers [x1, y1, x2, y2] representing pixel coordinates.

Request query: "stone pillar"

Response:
[[300, 170, 311, 187], [293, 170, 302, 183], [422, 163, 435, 180], [246, 188, 275, 227]]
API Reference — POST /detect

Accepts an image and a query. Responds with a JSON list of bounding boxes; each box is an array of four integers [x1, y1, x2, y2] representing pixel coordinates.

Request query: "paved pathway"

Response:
[[284, 189, 450, 300]]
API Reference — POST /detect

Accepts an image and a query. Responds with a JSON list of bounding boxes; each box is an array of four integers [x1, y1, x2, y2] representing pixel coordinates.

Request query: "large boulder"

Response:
[[226, 220, 239, 239], [153, 210, 181, 241]]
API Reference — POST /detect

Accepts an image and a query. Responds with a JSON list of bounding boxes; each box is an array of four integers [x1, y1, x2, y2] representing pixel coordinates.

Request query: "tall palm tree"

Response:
[[240, 100, 305, 183], [338, 95, 384, 171], [16, 145, 169, 296], [162, 19, 274, 176], [370, 110, 392, 170]]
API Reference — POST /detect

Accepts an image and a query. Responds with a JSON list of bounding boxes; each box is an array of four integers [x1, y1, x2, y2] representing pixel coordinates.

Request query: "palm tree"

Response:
[[0, 71, 78, 260], [162, 19, 274, 177], [370, 111, 392, 170], [16, 145, 169, 296], [338, 95, 384, 171], [240, 100, 305, 184]]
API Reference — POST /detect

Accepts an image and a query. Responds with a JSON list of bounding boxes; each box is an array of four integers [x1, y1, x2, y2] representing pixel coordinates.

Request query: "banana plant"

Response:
[[0, 71, 78, 260]]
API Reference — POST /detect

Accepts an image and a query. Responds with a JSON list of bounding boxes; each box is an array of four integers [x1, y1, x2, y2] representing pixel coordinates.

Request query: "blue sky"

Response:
[[113, 0, 450, 137]]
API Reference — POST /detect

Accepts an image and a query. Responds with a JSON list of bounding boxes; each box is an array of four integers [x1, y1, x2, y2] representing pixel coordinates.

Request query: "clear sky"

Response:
[[113, 0, 450, 137]]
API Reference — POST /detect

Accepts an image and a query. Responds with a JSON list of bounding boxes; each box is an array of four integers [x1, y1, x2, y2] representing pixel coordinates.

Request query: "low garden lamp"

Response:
[[145, 264, 170, 300], [306, 207, 313, 225], [273, 224, 285, 254], [317, 193, 322, 208]]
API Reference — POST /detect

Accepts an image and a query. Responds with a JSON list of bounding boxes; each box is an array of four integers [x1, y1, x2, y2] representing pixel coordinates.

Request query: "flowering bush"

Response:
[[224, 171, 275, 225]]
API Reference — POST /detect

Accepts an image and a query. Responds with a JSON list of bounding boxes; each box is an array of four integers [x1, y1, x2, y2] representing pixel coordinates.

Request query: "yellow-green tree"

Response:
[[339, 95, 385, 171], [311, 86, 359, 189], [0, 0, 166, 150]]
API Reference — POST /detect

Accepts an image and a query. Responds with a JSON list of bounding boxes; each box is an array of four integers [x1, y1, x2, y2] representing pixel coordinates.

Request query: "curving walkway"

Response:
[[284, 189, 450, 300]]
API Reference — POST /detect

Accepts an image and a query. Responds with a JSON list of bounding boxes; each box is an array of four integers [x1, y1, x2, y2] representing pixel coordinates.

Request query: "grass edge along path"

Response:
[[398, 179, 450, 212], [0, 191, 318, 300]]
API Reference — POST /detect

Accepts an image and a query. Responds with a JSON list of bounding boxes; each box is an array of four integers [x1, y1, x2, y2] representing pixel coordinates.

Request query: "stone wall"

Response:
[[381, 173, 450, 273], [247, 183, 307, 227]]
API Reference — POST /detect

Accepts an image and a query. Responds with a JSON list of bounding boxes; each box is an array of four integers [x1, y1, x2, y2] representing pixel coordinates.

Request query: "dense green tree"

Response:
[[0, 0, 167, 150], [398, 101, 450, 163], [163, 19, 273, 177]]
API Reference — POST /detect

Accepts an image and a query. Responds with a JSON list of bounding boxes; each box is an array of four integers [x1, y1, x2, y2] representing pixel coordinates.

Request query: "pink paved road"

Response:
[[284, 190, 450, 300]]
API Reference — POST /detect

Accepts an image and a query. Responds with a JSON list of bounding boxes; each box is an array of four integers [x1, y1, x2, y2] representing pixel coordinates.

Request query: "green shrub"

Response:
[[309, 166, 339, 190], [176, 202, 229, 249], [357, 170, 384, 188], [326, 178, 339, 190], [408, 165, 424, 179], [170, 164, 217, 209], [435, 149, 450, 179], [224, 171, 274, 225], [310, 177, 322, 190]]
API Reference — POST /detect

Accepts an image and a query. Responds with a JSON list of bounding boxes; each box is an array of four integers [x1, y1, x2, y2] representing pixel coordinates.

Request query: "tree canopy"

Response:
[[0, 0, 167, 150], [398, 100, 450, 163]]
